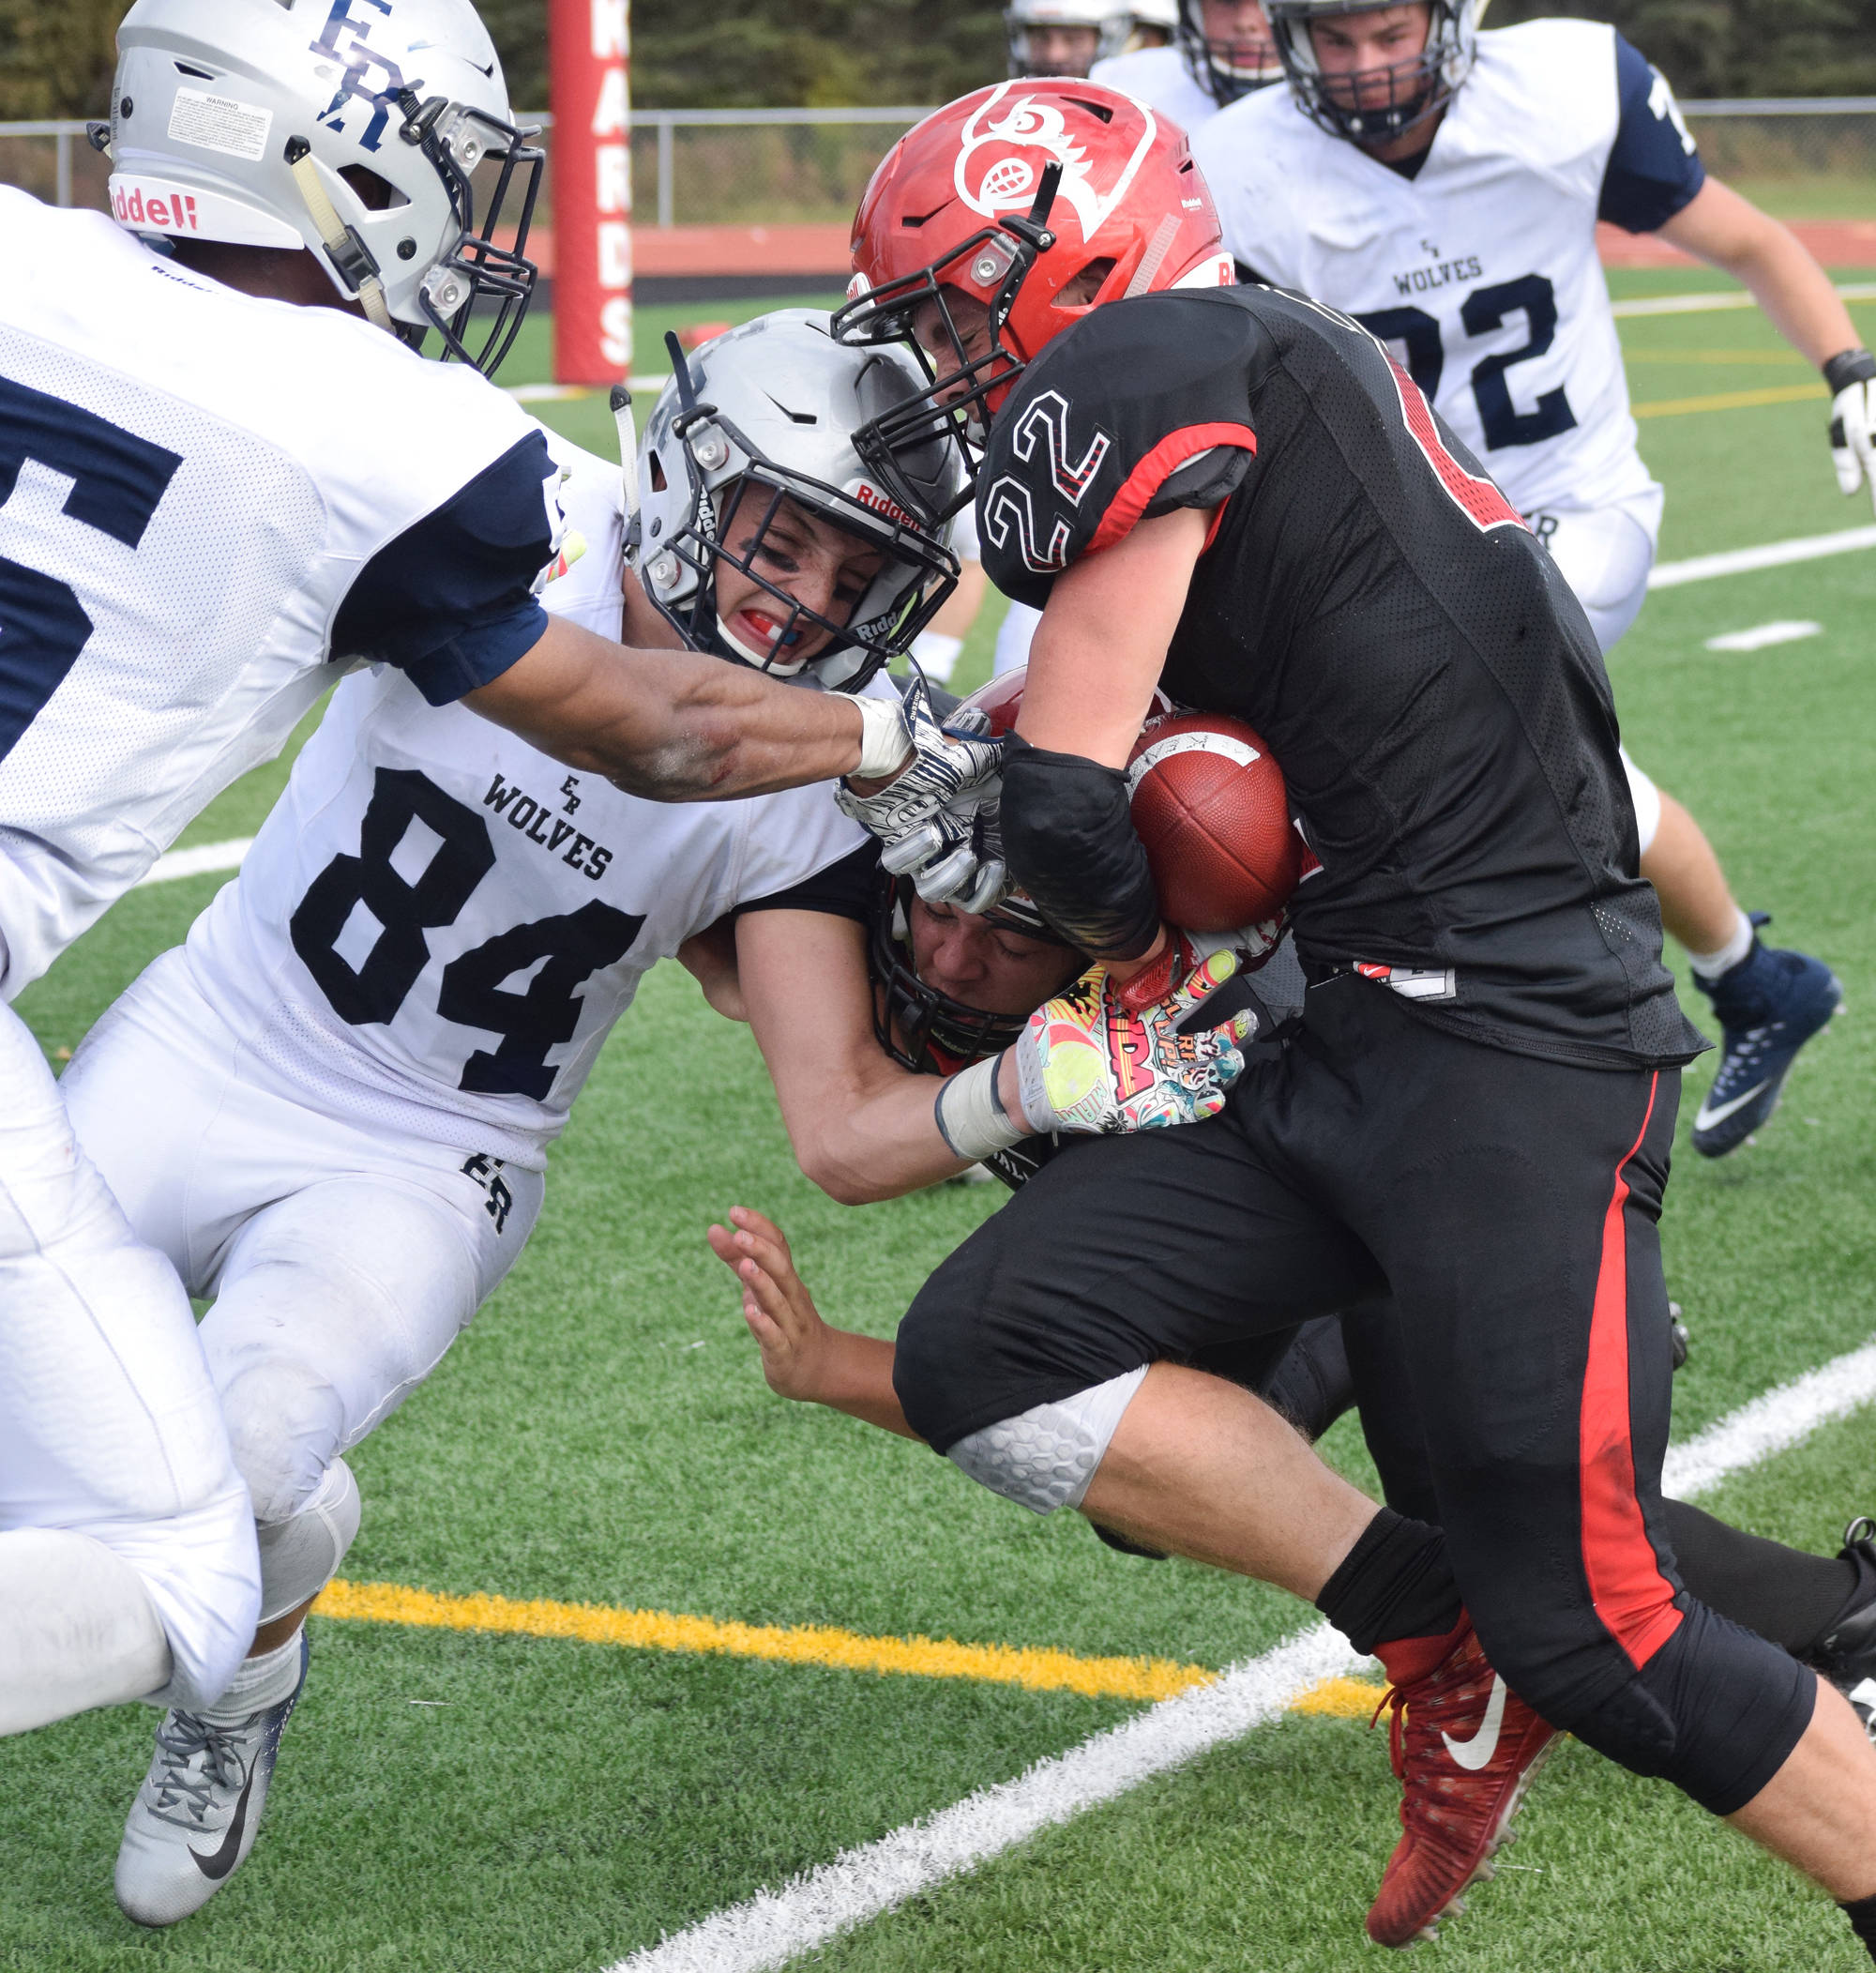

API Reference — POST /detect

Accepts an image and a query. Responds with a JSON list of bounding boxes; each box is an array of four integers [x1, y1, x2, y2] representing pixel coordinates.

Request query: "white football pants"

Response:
[[1523, 487, 1666, 856], [0, 994, 258, 1714], [61, 952, 543, 1614]]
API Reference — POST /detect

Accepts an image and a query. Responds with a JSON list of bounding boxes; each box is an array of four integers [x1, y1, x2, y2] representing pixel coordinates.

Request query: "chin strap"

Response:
[[284, 138, 396, 333]]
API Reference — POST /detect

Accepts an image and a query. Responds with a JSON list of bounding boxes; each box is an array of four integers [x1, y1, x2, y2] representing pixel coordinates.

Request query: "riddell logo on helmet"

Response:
[[112, 182, 200, 232], [954, 84, 1157, 243], [850, 480, 920, 530]]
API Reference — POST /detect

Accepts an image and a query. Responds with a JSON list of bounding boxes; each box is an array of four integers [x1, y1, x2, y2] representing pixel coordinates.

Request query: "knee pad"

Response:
[[946, 1368, 1147, 1514], [256, 1457, 361, 1622], [217, 1352, 349, 1528]]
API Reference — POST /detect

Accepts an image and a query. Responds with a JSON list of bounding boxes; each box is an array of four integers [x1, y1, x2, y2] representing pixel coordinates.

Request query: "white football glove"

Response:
[[1826, 348, 1876, 516], [837, 675, 1006, 908], [1013, 950, 1254, 1136]]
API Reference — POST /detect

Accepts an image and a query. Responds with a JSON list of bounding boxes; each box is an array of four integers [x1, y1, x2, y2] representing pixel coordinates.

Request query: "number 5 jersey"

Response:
[[179, 442, 873, 1171], [0, 189, 565, 996], [1191, 18, 1707, 523]]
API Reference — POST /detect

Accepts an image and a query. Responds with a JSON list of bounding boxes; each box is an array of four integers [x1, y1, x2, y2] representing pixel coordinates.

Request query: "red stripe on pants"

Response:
[[1580, 1071, 1683, 1669]]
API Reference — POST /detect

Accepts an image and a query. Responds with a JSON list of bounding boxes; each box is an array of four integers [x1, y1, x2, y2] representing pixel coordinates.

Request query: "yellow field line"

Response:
[[314, 1578, 1392, 1714], [1633, 382, 1826, 418], [314, 1578, 1215, 1702]]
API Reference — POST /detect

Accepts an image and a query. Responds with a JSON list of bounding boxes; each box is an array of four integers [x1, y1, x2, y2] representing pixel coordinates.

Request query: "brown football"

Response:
[[1126, 713, 1302, 932]]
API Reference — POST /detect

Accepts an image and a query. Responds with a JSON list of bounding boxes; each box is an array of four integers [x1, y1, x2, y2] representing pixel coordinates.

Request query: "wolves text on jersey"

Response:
[[481, 770, 614, 880]]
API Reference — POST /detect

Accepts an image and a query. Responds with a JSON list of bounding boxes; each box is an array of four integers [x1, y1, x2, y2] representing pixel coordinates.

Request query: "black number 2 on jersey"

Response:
[[1358, 273, 1578, 452], [291, 766, 643, 1101]]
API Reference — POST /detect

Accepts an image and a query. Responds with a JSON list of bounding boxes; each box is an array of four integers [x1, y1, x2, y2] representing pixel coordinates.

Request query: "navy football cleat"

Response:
[[1813, 1517, 1876, 1745], [1690, 916, 1841, 1159]]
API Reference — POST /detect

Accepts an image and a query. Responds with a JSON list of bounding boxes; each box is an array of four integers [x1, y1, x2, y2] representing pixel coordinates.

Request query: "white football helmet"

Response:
[[632, 311, 962, 691], [1006, 0, 1133, 77], [96, 0, 541, 374], [1127, 0, 1180, 45]]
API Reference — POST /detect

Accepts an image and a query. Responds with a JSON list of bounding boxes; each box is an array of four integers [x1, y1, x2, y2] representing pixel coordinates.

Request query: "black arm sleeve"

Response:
[[1000, 734, 1160, 961], [734, 839, 880, 924], [331, 429, 557, 705]]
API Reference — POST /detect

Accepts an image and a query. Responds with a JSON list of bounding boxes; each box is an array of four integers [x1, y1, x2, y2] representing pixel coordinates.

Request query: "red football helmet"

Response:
[[833, 81, 1232, 508]]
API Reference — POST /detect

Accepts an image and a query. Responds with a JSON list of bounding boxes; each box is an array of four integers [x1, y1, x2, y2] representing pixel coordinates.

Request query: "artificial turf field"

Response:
[[2, 266, 1876, 1971]]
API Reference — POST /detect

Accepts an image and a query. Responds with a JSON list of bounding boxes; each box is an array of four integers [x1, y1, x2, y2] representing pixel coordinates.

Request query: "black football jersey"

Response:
[[976, 284, 1702, 1070]]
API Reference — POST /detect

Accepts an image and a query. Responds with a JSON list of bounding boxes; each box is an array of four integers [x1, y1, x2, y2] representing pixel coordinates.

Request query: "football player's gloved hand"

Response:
[[837, 675, 1006, 908], [1013, 950, 1253, 1136], [1825, 347, 1876, 515]]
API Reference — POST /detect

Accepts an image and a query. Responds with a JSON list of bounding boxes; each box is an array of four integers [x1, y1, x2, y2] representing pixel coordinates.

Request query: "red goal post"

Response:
[[550, 0, 631, 385]]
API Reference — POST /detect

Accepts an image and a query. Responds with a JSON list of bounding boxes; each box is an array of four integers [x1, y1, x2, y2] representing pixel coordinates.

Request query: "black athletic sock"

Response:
[[1664, 1498, 1858, 1656], [1314, 1507, 1462, 1656], [1839, 1890, 1876, 1962]]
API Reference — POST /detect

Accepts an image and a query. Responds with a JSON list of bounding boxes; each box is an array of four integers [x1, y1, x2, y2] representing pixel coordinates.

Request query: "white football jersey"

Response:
[[0, 190, 560, 995], [1193, 21, 1707, 517], [181, 443, 873, 1170], [1090, 45, 1221, 134]]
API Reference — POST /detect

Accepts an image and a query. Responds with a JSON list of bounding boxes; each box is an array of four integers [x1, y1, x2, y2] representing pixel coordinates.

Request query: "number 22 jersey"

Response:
[[1191, 19, 1706, 519], [179, 443, 872, 1170]]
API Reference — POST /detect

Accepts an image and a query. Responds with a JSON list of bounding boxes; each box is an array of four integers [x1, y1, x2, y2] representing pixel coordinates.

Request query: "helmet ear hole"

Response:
[[339, 165, 406, 212], [648, 450, 668, 493], [1062, 256, 1117, 307]]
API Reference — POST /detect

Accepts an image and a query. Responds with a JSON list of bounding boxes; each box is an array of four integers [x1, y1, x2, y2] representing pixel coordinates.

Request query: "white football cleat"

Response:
[[114, 1631, 308, 1927]]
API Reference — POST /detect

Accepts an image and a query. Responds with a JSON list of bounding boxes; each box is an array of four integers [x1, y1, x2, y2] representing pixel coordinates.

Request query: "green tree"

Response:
[[0, 0, 122, 119]]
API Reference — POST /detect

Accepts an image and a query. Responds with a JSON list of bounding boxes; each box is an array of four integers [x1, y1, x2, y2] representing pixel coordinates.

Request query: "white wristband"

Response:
[[933, 1053, 1025, 1162], [854, 693, 914, 781]]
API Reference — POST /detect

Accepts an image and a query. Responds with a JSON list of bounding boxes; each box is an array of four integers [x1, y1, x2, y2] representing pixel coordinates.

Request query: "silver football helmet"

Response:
[[1006, 0, 1133, 77], [632, 311, 963, 691], [96, 0, 541, 373], [1265, 0, 1483, 142]]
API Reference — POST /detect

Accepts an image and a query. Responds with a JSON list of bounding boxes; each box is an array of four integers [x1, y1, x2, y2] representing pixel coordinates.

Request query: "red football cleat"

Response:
[[1365, 1617, 1558, 1949]]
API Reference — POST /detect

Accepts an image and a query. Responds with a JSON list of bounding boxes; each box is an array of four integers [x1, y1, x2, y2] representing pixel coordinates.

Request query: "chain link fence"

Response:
[[6, 101, 1875, 229]]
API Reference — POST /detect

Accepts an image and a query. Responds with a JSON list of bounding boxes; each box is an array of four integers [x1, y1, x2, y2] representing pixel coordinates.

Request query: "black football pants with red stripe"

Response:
[[893, 974, 1816, 1815]]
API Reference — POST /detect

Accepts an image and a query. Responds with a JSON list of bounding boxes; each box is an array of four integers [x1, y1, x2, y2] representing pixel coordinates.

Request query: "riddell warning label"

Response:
[[167, 87, 273, 163]]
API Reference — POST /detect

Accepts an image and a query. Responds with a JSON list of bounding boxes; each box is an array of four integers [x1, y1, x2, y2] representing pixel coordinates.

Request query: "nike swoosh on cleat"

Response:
[[189, 1766, 256, 1881], [1443, 1676, 1508, 1772], [1694, 1081, 1774, 1131]]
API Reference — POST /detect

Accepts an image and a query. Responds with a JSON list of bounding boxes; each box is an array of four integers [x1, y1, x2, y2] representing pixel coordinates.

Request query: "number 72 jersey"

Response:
[[1193, 18, 1707, 519]]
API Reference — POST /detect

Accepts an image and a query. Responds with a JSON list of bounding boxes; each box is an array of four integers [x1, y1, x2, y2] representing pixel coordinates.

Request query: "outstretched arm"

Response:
[[1657, 176, 1859, 368], [465, 615, 882, 800], [706, 1207, 916, 1438]]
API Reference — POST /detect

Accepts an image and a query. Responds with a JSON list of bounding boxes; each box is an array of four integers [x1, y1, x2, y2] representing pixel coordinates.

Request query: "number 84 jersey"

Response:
[[180, 448, 869, 1171], [1193, 19, 1706, 518]]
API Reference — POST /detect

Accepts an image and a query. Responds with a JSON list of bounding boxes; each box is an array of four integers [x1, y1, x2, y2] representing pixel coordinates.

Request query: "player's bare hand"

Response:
[[706, 1206, 835, 1403]]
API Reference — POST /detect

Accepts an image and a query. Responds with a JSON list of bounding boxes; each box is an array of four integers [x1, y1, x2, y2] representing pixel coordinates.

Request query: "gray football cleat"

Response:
[[114, 1631, 308, 1926]]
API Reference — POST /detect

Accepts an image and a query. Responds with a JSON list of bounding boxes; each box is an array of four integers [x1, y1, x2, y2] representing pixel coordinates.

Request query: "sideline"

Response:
[[608, 1339, 1876, 1973]]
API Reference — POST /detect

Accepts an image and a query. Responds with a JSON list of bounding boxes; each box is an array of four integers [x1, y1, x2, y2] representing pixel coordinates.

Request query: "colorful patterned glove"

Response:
[[1013, 951, 1253, 1136], [837, 675, 1006, 906]]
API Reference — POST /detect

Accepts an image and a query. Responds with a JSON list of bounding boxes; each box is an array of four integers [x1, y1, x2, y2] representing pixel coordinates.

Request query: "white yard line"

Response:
[[133, 838, 252, 887], [612, 1339, 1876, 1973], [1650, 524, 1876, 589], [1613, 281, 1876, 319]]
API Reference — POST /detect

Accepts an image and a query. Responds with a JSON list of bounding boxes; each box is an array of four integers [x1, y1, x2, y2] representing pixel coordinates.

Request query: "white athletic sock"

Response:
[[1687, 906, 1755, 981], [0, 1529, 173, 1734], [199, 1631, 302, 1723], [909, 630, 963, 684]]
